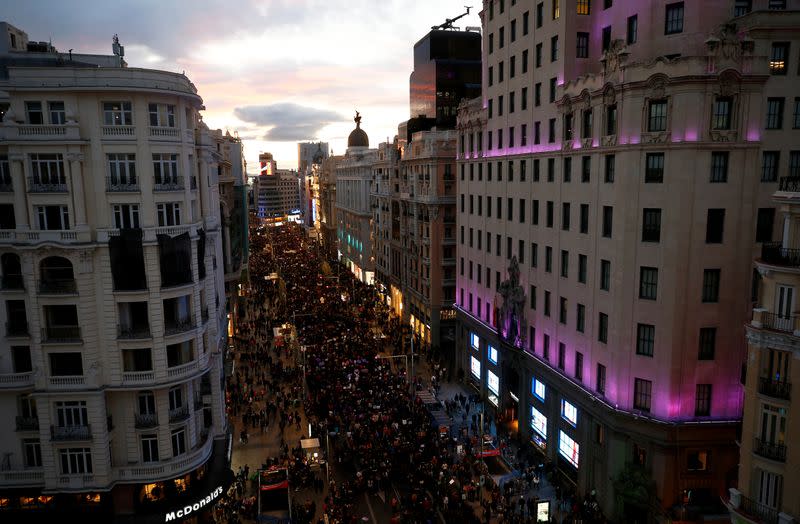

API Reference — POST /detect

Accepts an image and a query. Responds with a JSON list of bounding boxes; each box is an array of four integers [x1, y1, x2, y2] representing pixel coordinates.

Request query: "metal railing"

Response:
[[27, 176, 68, 193], [1, 275, 24, 290], [153, 176, 184, 191], [737, 493, 779, 524], [778, 176, 800, 192], [50, 424, 91, 441], [164, 318, 194, 336], [168, 405, 189, 423], [41, 326, 82, 343], [134, 413, 158, 429], [38, 279, 77, 294], [117, 324, 151, 339], [5, 321, 29, 337], [753, 437, 786, 462], [106, 176, 140, 192], [758, 377, 791, 400], [15, 416, 39, 431], [761, 242, 800, 267], [761, 312, 796, 333]]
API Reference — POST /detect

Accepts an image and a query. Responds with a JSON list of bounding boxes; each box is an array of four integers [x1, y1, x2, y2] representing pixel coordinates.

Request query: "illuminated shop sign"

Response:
[[164, 485, 224, 522]]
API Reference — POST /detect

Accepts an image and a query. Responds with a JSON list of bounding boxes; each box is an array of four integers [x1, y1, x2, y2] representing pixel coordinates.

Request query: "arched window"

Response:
[[39, 256, 75, 293]]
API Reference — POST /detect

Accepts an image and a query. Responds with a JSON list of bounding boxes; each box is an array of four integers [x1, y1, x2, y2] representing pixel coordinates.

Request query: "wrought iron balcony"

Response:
[[168, 405, 189, 423], [134, 413, 158, 429], [760, 312, 796, 333], [758, 377, 791, 400], [50, 424, 92, 441], [753, 437, 786, 462], [38, 279, 77, 294], [41, 326, 82, 343], [27, 176, 67, 193], [164, 318, 194, 336], [153, 176, 184, 191], [5, 321, 29, 337], [736, 493, 779, 524], [1, 275, 24, 290], [117, 324, 151, 339], [106, 176, 140, 192], [778, 176, 800, 192], [761, 242, 800, 267], [15, 416, 39, 431]]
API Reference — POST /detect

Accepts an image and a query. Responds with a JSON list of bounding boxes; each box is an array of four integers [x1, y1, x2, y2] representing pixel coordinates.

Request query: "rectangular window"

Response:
[[645, 152, 664, 183], [25, 101, 43, 124], [549, 78, 557, 103], [564, 115, 574, 144], [530, 285, 537, 309], [604, 154, 615, 183], [710, 152, 729, 182], [576, 304, 585, 333], [558, 342, 566, 368], [533, 377, 546, 401], [606, 104, 617, 135], [602, 206, 613, 238], [598, 312, 608, 343], [639, 267, 658, 300], [48, 101, 65, 124], [793, 99, 800, 129], [141, 434, 160, 463], [488, 345, 498, 365], [695, 384, 712, 416], [756, 208, 775, 243], [107, 153, 137, 188], [551, 36, 559, 62], [543, 334, 550, 359], [596, 364, 606, 394], [563, 157, 572, 182], [153, 153, 179, 185], [530, 406, 547, 438], [561, 399, 577, 426], [519, 239, 525, 264], [59, 448, 92, 475], [29, 153, 66, 189], [23, 439, 42, 468], [602, 26, 612, 52], [523, 11, 529, 35], [770, 43, 789, 75], [791, 151, 800, 176], [698, 327, 716, 360], [544, 290, 551, 316], [712, 97, 732, 130], [171, 427, 187, 457], [148, 103, 176, 127], [156, 203, 181, 227], [642, 208, 661, 242], [575, 352, 583, 381], [519, 199, 525, 223], [487, 370, 499, 396], [665, 2, 684, 34], [762, 151, 779, 182], [582, 110, 593, 139], [580, 204, 589, 234], [511, 20, 516, 42], [734, 0, 752, 16], [559, 430, 580, 468], [600, 260, 611, 291], [577, 0, 590, 15], [499, 61, 504, 83], [636, 323, 655, 356], [36, 205, 70, 230], [706, 209, 725, 244], [766, 97, 785, 129], [577, 32, 589, 58], [634, 378, 652, 412], [546, 201, 554, 228], [531, 242, 538, 267], [627, 15, 638, 44], [702, 269, 721, 303], [648, 100, 668, 132], [553, 0, 560, 19], [470, 355, 481, 378], [560, 250, 569, 278], [103, 101, 133, 126], [499, 27, 505, 49], [581, 156, 591, 182], [562, 203, 570, 231], [113, 204, 140, 229], [548, 158, 555, 181]]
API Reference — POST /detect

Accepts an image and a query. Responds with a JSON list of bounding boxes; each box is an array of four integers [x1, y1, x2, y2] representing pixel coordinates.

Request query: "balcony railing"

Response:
[[1, 275, 24, 290], [27, 176, 68, 193], [0, 469, 44, 486], [15, 416, 39, 431], [50, 424, 92, 441], [736, 493, 779, 524], [0, 371, 34, 388], [114, 435, 212, 483], [167, 359, 199, 379], [117, 324, 151, 339], [149, 126, 179, 138], [164, 318, 194, 336], [106, 176, 140, 192], [123, 370, 155, 384], [49, 375, 85, 387], [761, 242, 800, 267], [153, 176, 184, 191], [5, 321, 29, 337], [778, 176, 800, 192], [134, 413, 158, 429], [102, 125, 135, 137], [38, 279, 77, 294], [41, 326, 82, 343], [758, 377, 791, 400], [760, 312, 796, 333], [168, 405, 189, 423], [753, 437, 786, 462]]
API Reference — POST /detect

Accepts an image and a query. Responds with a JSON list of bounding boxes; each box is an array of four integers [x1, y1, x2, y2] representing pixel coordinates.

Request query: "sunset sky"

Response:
[[7, 0, 481, 171]]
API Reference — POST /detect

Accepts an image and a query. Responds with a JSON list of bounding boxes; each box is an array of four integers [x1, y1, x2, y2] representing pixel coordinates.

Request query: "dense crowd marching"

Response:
[[213, 221, 605, 524]]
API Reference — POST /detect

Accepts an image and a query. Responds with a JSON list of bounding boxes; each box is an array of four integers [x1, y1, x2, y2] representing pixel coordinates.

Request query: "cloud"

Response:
[[233, 103, 347, 142]]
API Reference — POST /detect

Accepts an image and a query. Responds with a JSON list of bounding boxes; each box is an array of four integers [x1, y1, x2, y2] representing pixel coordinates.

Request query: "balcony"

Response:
[[149, 126, 179, 139], [167, 359, 200, 380], [49, 376, 85, 387], [0, 469, 44, 487], [753, 437, 786, 462], [153, 176, 184, 192], [102, 125, 135, 138], [758, 377, 791, 400], [27, 176, 68, 193], [106, 176, 140, 192], [0, 372, 34, 389], [123, 370, 155, 384], [778, 176, 800, 192], [134, 413, 158, 429], [729, 490, 779, 524], [38, 279, 77, 294], [50, 424, 92, 441], [1, 275, 24, 290], [41, 326, 82, 343], [164, 318, 194, 336], [5, 321, 29, 337], [114, 435, 213, 483], [760, 242, 800, 267], [15, 416, 39, 431], [117, 324, 151, 340], [760, 312, 797, 333], [168, 405, 189, 423]]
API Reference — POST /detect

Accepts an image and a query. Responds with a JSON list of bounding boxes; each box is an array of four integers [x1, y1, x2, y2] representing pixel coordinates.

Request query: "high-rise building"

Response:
[[297, 142, 329, 229], [0, 22, 230, 521], [456, 1, 798, 520]]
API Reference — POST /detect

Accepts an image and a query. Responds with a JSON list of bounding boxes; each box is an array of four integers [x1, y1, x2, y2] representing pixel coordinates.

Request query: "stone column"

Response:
[[8, 152, 28, 229], [66, 152, 87, 228]]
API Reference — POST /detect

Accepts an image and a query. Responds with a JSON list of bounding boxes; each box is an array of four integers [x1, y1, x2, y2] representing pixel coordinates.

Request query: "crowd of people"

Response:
[[213, 221, 604, 524]]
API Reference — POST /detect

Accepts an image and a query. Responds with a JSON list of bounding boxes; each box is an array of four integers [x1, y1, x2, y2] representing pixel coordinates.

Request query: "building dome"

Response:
[[348, 111, 369, 148]]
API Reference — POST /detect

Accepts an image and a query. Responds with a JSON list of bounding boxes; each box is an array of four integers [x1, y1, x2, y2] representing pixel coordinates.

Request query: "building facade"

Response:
[[254, 169, 301, 221], [318, 154, 341, 260], [456, 1, 799, 520], [0, 23, 230, 521]]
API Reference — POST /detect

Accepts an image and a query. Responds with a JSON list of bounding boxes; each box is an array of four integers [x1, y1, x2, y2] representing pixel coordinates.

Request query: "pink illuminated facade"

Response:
[[456, 0, 800, 520]]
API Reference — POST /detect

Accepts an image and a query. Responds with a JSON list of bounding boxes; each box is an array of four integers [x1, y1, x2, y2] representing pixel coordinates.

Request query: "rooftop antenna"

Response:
[[432, 6, 472, 31]]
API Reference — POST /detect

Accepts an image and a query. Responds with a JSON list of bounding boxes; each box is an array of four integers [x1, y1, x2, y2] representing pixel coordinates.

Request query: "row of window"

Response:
[[22, 101, 177, 127], [0, 202, 185, 230]]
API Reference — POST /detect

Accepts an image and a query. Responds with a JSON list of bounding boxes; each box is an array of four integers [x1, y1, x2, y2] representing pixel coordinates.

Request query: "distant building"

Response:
[[255, 169, 301, 221], [297, 142, 329, 175], [298, 142, 328, 229]]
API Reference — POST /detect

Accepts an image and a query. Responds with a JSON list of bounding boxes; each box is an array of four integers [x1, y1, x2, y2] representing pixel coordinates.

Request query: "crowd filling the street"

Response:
[[213, 221, 605, 524]]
